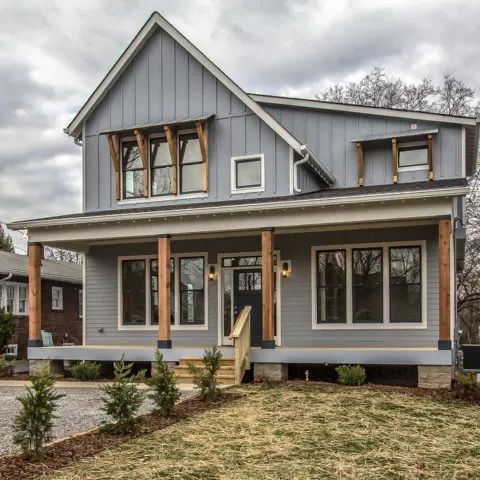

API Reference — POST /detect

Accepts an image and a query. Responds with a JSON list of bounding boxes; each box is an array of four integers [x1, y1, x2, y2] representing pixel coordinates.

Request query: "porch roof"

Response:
[[8, 178, 467, 231]]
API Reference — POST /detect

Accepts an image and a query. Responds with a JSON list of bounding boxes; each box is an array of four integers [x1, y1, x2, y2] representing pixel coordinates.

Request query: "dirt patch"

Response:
[[0, 392, 241, 480]]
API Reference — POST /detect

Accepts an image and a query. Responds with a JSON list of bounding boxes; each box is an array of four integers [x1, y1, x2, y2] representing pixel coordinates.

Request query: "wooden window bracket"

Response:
[[164, 125, 178, 195], [106, 134, 121, 200], [196, 121, 208, 192], [134, 129, 149, 197], [391, 138, 398, 184], [427, 134, 434, 181], [356, 143, 364, 187]]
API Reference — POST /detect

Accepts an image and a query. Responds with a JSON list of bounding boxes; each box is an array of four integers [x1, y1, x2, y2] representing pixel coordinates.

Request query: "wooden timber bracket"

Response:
[[195, 120, 208, 192], [164, 125, 178, 195], [106, 134, 121, 200], [134, 129, 149, 197]]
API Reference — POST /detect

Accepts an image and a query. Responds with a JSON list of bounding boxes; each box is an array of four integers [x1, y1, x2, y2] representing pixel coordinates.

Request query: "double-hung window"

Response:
[[313, 243, 425, 328], [150, 137, 174, 196], [397, 141, 429, 171], [0, 282, 29, 315], [120, 254, 207, 329], [52, 286, 63, 311], [122, 140, 144, 199], [18, 285, 28, 314], [179, 133, 205, 194]]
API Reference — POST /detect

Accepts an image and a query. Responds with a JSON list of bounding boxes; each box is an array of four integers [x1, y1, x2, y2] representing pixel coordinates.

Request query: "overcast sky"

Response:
[[1, 0, 479, 252]]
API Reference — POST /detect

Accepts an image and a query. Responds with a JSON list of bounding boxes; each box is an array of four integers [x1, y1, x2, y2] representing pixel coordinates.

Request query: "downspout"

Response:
[[0, 273, 13, 284], [293, 151, 309, 194]]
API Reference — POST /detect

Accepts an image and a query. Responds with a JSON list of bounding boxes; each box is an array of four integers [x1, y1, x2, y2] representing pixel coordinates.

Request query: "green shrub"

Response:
[[101, 356, 146, 433], [12, 365, 65, 457], [71, 361, 101, 381], [147, 350, 180, 416], [453, 372, 480, 402], [188, 346, 223, 402], [336, 364, 366, 386], [0, 354, 14, 378], [0, 309, 13, 354]]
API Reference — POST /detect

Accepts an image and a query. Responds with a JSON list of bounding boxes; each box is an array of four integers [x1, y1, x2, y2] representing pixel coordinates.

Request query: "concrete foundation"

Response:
[[417, 365, 452, 389], [151, 361, 176, 375], [29, 359, 64, 376], [253, 363, 288, 381]]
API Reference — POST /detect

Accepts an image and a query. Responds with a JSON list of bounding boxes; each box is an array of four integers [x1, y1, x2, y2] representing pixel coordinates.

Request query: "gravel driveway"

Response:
[[0, 386, 194, 455]]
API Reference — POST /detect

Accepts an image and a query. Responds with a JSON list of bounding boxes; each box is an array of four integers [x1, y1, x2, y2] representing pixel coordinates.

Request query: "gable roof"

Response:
[[0, 251, 82, 284], [65, 12, 334, 185]]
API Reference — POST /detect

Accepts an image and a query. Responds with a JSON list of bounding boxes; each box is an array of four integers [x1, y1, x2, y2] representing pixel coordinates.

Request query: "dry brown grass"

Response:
[[44, 384, 480, 480]]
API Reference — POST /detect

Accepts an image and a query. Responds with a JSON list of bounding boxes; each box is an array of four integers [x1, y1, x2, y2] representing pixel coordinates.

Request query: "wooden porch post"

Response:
[[261, 228, 275, 349], [438, 219, 452, 350], [28, 242, 43, 347], [157, 235, 172, 348]]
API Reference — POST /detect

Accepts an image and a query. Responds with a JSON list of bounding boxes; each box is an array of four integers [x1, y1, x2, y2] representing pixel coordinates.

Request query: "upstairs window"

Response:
[[122, 140, 144, 199], [397, 141, 429, 170], [179, 133, 205, 194], [231, 154, 265, 193], [150, 137, 174, 196]]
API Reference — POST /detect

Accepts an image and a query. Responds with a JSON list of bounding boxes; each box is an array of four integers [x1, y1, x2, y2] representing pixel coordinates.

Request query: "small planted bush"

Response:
[[189, 346, 223, 402], [101, 355, 146, 433], [12, 365, 65, 457], [0, 354, 15, 378], [148, 350, 180, 416], [453, 372, 480, 402], [71, 361, 101, 381], [336, 364, 366, 386], [0, 309, 13, 354]]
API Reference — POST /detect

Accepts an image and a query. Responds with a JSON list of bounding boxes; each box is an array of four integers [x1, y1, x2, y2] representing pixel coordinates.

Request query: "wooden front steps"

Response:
[[174, 357, 236, 386]]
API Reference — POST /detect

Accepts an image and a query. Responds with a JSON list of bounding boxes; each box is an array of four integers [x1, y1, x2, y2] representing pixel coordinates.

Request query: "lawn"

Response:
[[44, 384, 480, 480]]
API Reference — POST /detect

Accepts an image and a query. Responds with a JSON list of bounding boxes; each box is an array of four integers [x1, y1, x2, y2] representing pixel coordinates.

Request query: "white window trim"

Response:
[[231, 154, 265, 194], [119, 129, 208, 204], [311, 240, 427, 330], [397, 140, 429, 173], [52, 286, 64, 311], [0, 282, 29, 316], [216, 250, 282, 347], [117, 252, 209, 331]]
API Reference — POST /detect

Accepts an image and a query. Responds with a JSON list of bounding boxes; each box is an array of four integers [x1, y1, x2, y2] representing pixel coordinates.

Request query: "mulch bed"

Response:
[[0, 392, 242, 480]]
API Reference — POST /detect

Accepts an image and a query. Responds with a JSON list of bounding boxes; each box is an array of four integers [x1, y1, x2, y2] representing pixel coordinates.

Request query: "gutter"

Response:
[[8, 185, 469, 231]]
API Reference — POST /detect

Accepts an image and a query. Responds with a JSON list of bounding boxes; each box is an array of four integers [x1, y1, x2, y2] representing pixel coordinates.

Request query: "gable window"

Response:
[[231, 154, 265, 193], [312, 242, 426, 329], [398, 141, 429, 170], [389, 247, 422, 323], [52, 286, 63, 311], [179, 133, 205, 194], [316, 250, 346, 324], [122, 140, 144, 199], [150, 137, 174, 196], [119, 254, 207, 329]]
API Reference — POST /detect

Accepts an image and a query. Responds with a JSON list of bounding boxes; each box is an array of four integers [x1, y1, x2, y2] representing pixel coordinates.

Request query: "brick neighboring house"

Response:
[[0, 251, 82, 358]]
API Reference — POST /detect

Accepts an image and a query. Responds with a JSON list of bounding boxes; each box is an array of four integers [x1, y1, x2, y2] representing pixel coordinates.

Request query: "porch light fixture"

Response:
[[209, 265, 217, 281], [281, 261, 291, 278]]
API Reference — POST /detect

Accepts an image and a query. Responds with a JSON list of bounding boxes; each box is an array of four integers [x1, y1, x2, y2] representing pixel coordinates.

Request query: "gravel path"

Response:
[[0, 386, 195, 455]]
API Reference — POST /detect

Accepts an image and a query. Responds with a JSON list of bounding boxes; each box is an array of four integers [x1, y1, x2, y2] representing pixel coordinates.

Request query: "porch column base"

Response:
[[254, 363, 287, 382], [151, 361, 176, 375], [157, 340, 172, 349], [261, 339, 275, 349], [29, 359, 64, 376], [417, 365, 452, 389], [28, 339, 43, 347]]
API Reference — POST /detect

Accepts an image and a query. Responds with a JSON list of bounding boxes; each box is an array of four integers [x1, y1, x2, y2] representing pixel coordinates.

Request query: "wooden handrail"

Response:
[[229, 306, 251, 384], [229, 305, 251, 339]]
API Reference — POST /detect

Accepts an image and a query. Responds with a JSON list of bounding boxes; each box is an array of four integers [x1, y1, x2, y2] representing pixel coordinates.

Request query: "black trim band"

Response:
[[28, 339, 43, 347], [157, 339, 172, 349], [438, 339, 452, 350], [261, 339, 276, 349]]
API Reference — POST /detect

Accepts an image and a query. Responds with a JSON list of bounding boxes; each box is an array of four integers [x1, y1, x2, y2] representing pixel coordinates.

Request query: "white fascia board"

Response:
[[251, 94, 478, 127], [10, 185, 468, 231]]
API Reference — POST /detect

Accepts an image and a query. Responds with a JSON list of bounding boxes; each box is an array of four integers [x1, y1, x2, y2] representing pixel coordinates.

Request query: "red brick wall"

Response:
[[10, 276, 82, 358]]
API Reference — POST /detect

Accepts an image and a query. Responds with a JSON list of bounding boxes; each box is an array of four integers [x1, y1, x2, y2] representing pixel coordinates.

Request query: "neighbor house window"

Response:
[[231, 155, 265, 192], [179, 133, 204, 194], [398, 141, 428, 169], [6, 284, 15, 313], [122, 260, 146, 325], [316, 250, 346, 323], [0, 283, 28, 315], [52, 286, 63, 311], [122, 140, 144, 199], [179, 257, 205, 325], [150, 137, 174, 196], [18, 285, 28, 314], [389, 247, 422, 323]]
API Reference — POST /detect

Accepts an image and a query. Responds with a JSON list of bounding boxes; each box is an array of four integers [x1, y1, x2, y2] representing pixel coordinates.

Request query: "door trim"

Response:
[[217, 250, 282, 347]]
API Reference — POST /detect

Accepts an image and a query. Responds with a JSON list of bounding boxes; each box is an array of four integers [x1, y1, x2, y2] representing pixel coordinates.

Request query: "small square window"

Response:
[[52, 286, 63, 311], [398, 141, 428, 169], [232, 155, 264, 192]]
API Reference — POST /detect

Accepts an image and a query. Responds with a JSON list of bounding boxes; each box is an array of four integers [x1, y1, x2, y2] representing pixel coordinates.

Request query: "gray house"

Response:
[[9, 12, 479, 388]]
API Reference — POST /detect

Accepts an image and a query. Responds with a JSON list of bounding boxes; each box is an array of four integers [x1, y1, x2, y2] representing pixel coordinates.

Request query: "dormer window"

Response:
[[398, 141, 429, 171]]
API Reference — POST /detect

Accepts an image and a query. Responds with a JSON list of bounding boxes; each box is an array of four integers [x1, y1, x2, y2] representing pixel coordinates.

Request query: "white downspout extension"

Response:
[[293, 152, 309, 193], [0, 273, 13, 284]]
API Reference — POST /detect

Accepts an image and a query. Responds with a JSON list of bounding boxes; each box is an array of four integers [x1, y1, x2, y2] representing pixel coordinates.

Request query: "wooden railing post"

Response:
[[261, 228, 275, 349], [438, 219, 451, 350], [28, 242, 43, 347], [158, 235, 172, 348], [230, 306, 251, 384]]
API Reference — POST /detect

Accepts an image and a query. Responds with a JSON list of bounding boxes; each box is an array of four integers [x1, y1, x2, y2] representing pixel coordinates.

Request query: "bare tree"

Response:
[[43, 246, 83, 265]]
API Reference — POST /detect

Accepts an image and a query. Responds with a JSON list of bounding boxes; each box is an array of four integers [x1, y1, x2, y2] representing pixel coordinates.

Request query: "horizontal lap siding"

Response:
[[86, 227, 440, 350]]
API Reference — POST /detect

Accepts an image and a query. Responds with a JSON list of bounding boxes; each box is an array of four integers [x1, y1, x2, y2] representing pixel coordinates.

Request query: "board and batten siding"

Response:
[[265, 105, 463, 191], [83, 28, 291, 212], [85, 226, 439, 350]]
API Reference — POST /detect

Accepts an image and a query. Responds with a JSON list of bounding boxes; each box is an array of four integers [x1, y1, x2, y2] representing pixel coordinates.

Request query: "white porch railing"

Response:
[[229, 305, 251, 384]]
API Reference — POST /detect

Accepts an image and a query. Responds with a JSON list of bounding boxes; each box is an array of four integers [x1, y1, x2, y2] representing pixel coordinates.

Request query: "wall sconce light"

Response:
[[281, 261, 291, 278], [209, 265, 217, 281]]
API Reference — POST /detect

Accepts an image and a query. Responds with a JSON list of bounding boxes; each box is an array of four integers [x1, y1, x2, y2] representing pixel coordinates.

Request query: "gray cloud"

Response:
[[0, 0, 479, 252]]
